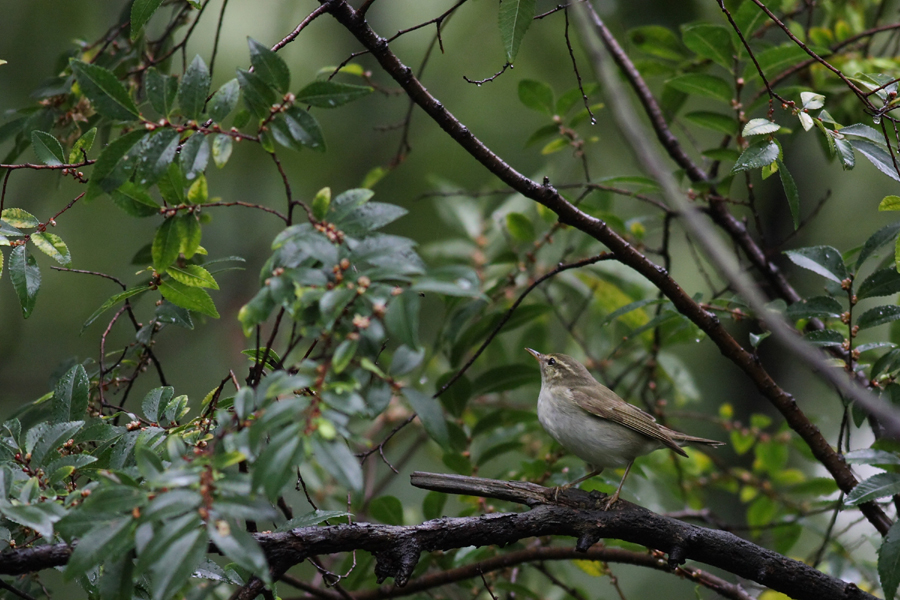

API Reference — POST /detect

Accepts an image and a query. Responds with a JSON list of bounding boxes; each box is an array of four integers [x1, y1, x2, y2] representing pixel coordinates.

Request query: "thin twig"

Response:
[[436, 253, 615, 398]]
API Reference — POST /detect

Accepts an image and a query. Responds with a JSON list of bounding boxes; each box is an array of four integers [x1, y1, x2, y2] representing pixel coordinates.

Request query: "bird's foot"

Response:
[[602, 491, 621, 510], [551, 481, 578, 502]]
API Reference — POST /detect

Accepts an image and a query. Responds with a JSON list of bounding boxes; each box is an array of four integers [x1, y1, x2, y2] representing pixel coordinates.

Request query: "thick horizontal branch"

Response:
[[406, 472, 868, 600], [0, 473, 871, 600], [318, 0, 892, 535]]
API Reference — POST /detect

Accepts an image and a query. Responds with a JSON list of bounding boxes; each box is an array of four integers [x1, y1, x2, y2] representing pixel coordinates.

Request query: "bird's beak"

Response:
[[525, 348, 541, 361]]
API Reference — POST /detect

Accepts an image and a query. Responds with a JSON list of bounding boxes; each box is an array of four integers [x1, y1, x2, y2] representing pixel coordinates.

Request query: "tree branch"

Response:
[[0, 473, 867, 600]]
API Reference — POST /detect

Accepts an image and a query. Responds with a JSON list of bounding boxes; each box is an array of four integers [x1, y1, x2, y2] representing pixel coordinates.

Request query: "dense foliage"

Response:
[[3, 0, 900, 599]]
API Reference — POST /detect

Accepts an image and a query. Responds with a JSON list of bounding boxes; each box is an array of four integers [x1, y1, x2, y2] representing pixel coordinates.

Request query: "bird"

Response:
[[526, 348, 724, 508]]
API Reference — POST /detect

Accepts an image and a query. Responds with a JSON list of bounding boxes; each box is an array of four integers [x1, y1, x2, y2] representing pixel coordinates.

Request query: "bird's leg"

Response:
[[603, 461, 634, 510], [561, 467, 603, 489], [553, 467, 603, 502]]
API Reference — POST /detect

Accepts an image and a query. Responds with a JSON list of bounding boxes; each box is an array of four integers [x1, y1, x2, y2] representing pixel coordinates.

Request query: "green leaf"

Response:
[[31, 131, 65, 165], [498, 0, 535, 62], [167, 264, 218, 289], [159, 279, 219, 318], [628, 25, 686, 61], [180, 133, 209, 181], [68, 127, 97, 164], [270, 107, 325, 152], [732, 139, 778, 172], [785, 296, 843, 320], [742, 118, 781, 137], [895, 234, 900, 274], [732, 1, 767, 56], [152, 218, 181, 270], [834, 135, 855, 170], [52, 365, 89, 423], [518, 79, 554, 115], [422, 491, 447, 521], [858, 222, 900, 270], [880, 196, 900, 211], [207, 519, 270, 583], [82, 286, 150, 331], [666, 74, 732, 104], [880, 521, 900, 600], [743, 44, 810, 81], [88, 130, 147, 195], [275, 510, 352, 531], [236, 69, 276, 119], [849, 139, 900, 183], [0, 502, 60, 539], [845, 449, 900, 466], [385, 290, 419, 348], [802, 329, 845, 347], [250, 426, 302, 499], [339, 202, 407, 235], [311, 437, 363, 491], [404, 388, 450, 449], [776, 159, 799, 229], [471, 364, 540, 395], [295, 81, 372, 108], [1, 208, 39, 228], [179, 55, 210, 121], [332, 338, 357, 374], [134, 128, 179, 186], [187, 174, 208, 203], [145, 68, 178, 117], [9, 245, 40, 318], [211, 134, 233, 167], [70, 59, 140, 121], [846, 472, 900, 505], [64, 518, 134, 580], [150, 528, 207, 600], [312, 187, 331, 220], [111, 181, 161, 217], [248, 38, 290, 93], [99, 555, 134, 600], [178, 214, 202, 258], [681, 23, 733, 68], [857, 305, 900, 330], [208, 79, 240, 122], [859, 268, 900, 299], [784, 245, 848, 283], [238, 287, 275, 336], [31, 232, 71, 265], [131, 0, 163, 40], [747, 495, 778, 528], [142, 386, 175, 423], [506, 212, 535, 241], [684, 111, 736, 134], [369, 495, 404, 525]]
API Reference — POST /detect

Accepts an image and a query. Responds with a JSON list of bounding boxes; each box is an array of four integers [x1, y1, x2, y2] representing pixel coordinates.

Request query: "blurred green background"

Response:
[[4, 0, 895, 417], [1, 1, 897, 592]]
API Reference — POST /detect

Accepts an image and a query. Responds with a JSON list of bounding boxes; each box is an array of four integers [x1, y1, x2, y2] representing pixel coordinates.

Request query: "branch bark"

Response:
[[0, 473, 870, 600]]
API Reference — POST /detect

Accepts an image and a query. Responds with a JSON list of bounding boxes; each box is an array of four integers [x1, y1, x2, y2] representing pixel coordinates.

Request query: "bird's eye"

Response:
[[547, 358, 556, 366]]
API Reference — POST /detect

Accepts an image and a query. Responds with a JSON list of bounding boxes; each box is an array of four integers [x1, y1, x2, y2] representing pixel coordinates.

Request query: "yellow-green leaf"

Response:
[[166, 264, 218, 289], [31, 232, 71, 265], [879, 195, 900, 211]]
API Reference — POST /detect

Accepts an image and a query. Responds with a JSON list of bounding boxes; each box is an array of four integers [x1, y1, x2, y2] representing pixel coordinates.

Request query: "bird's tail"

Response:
[[661, 427, 725, 447]]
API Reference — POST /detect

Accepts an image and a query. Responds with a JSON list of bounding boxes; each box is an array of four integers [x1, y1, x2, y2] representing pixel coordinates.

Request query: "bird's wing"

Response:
[[570, 387, 688, 456]]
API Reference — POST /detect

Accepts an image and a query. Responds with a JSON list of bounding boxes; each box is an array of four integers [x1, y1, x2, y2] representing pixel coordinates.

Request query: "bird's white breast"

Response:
[[537, 385, 661, 469]]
